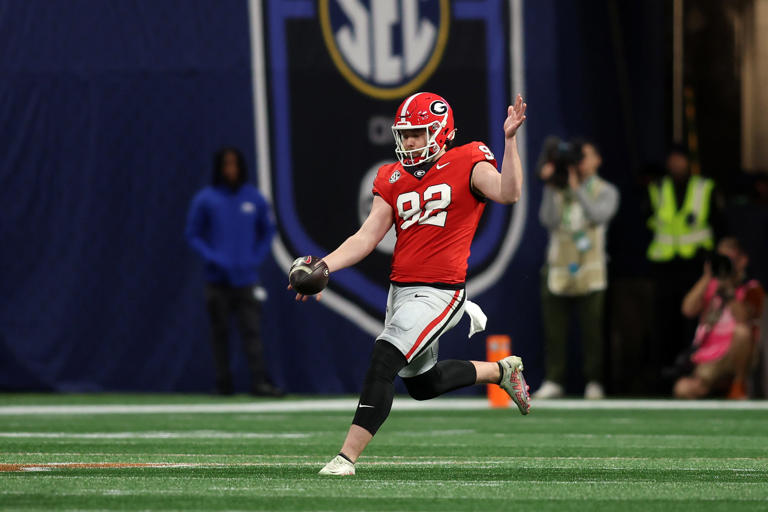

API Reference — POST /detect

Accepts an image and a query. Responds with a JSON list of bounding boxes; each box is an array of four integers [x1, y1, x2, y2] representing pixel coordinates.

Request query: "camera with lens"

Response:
[[539, 136, 582, 189], [706, 252, 733, 278]]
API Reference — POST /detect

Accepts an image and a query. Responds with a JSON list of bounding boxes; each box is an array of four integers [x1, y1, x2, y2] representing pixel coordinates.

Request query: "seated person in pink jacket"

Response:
[[674, 237, 764, 399]]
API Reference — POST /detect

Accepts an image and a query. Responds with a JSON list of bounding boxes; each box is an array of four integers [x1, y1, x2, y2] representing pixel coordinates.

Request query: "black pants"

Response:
[[205, 283, 267, 392]]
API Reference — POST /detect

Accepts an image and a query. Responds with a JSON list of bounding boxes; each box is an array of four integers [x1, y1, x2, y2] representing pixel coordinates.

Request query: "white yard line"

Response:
[[0, 398, 767, 415], [0, 431, 311, 439]]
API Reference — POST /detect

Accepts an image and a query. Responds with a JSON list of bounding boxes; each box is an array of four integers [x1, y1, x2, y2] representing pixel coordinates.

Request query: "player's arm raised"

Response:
[[471, 94, 527, 205], [323, 195, 394, 273]]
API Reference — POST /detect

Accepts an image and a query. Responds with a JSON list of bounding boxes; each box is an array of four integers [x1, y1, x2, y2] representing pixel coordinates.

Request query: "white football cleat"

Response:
[[533, 380, 564, 399], [584, 381, 605, 400], [498, 356, 531, 415], [318, 455, 355, 476]]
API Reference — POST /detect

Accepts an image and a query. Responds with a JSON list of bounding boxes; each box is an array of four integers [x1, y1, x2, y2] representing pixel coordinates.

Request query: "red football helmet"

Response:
[[392, 92, 455, 167]]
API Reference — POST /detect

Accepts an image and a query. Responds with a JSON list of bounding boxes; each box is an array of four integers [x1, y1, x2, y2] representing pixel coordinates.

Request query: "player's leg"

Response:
[[472, 360, 503, 383], [320, 286, 457, 475], [399, 299, 530, 413], [402, 356, 529, 413], [400, 342, 474, 399], [344, 340, 406, 456], [205, 284, 233, 395], [402, 360, 477, 399], [335, 356, 511, 458], [319, 339, 406, 475]]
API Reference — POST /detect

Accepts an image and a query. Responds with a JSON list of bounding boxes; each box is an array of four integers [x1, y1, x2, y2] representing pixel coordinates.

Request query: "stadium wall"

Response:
[[0, 0, 665, 393]]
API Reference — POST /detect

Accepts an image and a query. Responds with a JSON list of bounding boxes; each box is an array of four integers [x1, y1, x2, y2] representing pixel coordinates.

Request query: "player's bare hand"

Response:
[[504, 94, 527, 139], [287, 284, 322, 302]]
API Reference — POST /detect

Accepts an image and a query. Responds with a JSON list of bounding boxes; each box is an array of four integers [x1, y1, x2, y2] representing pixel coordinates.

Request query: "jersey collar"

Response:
[[402, 151, 449, 180]]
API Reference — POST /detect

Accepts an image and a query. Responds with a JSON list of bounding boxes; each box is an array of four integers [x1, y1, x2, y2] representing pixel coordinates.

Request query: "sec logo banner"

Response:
[[249, 0, 527, 337], [319, 0, 450, 99]]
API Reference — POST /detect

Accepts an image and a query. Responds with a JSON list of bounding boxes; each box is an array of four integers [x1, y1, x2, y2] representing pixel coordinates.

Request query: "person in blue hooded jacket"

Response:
[[186, 147, 282, 396]]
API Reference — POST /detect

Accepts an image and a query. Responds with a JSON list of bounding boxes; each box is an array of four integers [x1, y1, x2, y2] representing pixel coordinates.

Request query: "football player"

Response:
[[290, 92, 530, 475]]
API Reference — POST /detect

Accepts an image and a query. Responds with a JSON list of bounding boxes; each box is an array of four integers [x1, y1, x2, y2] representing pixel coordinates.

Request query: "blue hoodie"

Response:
[[186, 184, 276, 286]]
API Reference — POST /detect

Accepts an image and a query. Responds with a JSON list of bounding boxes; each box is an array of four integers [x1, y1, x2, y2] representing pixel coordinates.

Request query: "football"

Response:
[[289, 255, 329, 295]]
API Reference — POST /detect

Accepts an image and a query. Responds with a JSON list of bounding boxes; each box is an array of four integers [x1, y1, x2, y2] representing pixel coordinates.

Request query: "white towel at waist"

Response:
[[464, 300, 487, 338]]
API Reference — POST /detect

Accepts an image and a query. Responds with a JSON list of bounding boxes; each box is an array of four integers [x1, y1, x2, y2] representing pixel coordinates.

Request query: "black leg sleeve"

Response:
[[351, 340, 407, 436], [402, 360, 477, 401]]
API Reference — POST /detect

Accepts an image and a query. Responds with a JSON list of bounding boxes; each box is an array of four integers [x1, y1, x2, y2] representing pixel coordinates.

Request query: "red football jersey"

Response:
[[373, 141, 497, 285]]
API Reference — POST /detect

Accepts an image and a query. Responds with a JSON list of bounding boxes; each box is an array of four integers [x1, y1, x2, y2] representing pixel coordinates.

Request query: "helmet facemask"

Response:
[[392, 121, 445, 167]]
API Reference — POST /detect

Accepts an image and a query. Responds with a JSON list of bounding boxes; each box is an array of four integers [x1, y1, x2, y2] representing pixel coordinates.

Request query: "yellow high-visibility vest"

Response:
[[647, 176, 714, 261]]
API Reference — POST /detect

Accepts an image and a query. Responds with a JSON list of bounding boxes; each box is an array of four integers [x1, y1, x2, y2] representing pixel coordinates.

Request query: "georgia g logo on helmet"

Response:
[[392, 92, 455, 167], [429, 100, 448, 115]]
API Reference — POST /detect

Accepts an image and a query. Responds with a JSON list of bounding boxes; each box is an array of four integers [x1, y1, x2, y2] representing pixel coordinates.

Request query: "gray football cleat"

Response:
[[498, 356, 531, 415]]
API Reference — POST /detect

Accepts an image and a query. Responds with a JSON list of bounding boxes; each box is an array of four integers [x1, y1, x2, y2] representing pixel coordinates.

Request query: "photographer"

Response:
[[535, 138, 619, 399], [674, 238, 764, 399]]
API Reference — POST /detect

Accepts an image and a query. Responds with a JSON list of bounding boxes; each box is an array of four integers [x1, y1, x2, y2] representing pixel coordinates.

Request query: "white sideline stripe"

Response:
[[6, 461, 768, 468], [1, 398, 768, 415], [0, 431, 310, 439]]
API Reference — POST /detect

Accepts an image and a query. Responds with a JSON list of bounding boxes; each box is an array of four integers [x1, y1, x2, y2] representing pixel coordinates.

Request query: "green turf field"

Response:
[[1, 395, 767, 511]]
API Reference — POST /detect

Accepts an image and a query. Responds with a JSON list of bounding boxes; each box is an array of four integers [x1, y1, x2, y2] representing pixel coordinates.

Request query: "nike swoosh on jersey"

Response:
[[358, 404, 375, 408], [414, 294, 429, 298], [436, 162, 451, 169]]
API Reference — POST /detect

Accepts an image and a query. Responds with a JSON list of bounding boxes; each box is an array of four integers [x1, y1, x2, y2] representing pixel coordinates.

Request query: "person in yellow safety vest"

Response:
[[647, 152, 715, 262]]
